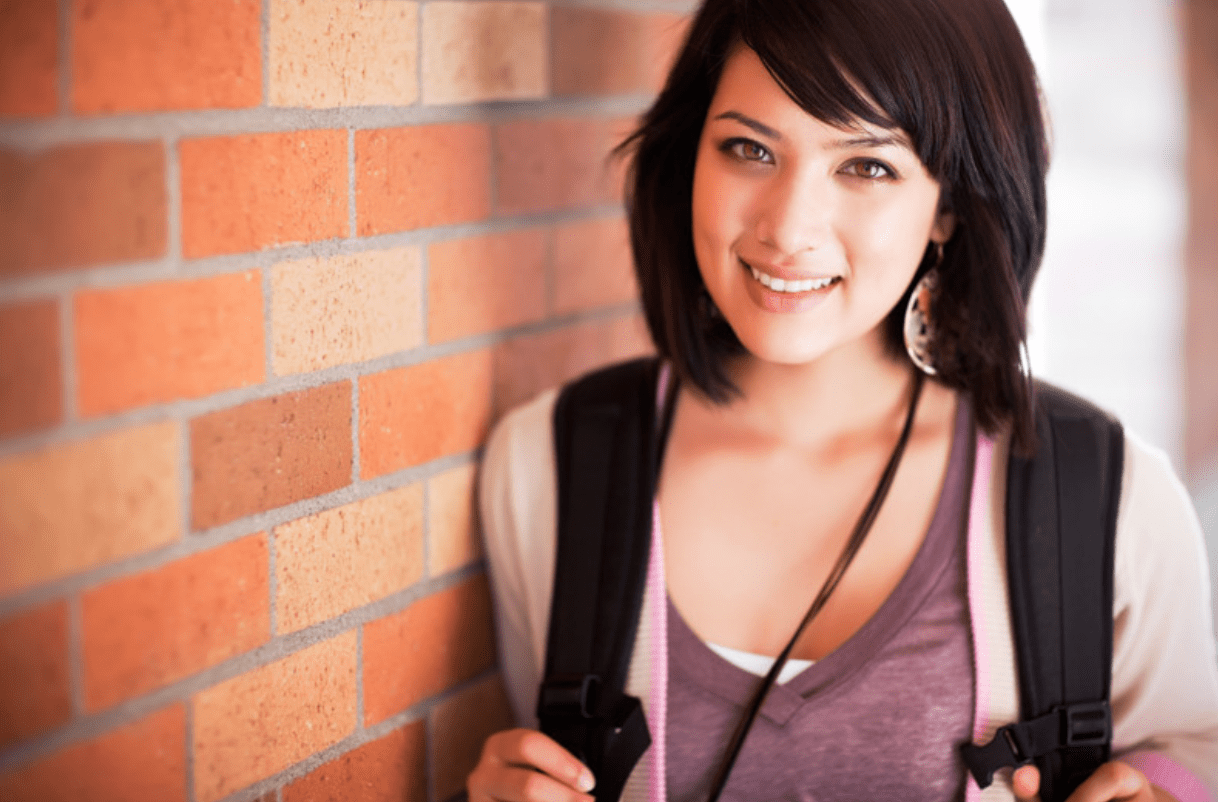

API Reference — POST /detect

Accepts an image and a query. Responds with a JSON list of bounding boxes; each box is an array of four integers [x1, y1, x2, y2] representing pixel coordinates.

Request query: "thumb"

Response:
[[1013, 765, 1042, 802]]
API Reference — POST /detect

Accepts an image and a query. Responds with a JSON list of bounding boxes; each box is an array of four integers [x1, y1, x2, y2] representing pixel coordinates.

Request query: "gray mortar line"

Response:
[[58, 290, 77, 422], [0, 95, 655, 150], [421, 479, 432, 579], [262, 265, 275, 381], [178, 415, 193, 539], [356, 626, 365, 731], [0, 201, 624, 303], [166, 136, 183, 269]]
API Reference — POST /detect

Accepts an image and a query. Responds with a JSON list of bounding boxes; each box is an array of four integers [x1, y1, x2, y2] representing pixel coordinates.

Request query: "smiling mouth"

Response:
[[742, 260, 841, 293]]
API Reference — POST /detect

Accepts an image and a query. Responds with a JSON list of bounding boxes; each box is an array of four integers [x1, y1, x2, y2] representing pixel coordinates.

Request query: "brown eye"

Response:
[[722, 138, 774, 164], [846, 159, 894, 179]]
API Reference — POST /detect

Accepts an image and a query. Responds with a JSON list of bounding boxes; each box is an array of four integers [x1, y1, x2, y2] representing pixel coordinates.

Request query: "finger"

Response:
[[1013, 765, 1042, 802], [488, 729, 596, 793], [479, 765, 597, 802], [1064, 762, 1148, 801]]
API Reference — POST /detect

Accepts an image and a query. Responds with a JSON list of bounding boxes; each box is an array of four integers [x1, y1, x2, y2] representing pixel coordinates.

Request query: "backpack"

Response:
[[537, 357, 1123, 802]]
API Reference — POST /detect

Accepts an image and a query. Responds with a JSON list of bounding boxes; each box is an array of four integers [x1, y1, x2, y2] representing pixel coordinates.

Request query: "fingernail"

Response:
[[577, 769, 596, 793]]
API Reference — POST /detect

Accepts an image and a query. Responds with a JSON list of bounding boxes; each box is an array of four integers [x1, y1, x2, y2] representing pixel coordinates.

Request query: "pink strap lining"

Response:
[[964, 434, 995, 802], [648, 501, 669, 802]]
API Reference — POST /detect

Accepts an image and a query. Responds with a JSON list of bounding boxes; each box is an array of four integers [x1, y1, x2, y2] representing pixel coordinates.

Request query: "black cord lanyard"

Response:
[[701, 371, 927, 802]]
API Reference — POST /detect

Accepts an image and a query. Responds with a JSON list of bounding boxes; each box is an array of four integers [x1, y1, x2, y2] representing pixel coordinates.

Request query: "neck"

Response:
[[712, 338, 918, 447]]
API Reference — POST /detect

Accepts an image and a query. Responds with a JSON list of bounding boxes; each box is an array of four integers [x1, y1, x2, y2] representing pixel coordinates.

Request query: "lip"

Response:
[[739, 257, 840, 313]]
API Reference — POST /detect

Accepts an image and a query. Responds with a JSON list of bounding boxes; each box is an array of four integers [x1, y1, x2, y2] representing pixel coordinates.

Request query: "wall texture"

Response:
[[0, 1, 686, 799]]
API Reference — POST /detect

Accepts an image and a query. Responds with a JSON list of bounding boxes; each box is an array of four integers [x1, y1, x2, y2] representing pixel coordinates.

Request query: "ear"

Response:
[[930, 209, 957, 245]]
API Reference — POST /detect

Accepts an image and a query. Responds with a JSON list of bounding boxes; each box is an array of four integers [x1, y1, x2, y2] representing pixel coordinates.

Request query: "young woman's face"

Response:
[[691, 47, 955, 369]]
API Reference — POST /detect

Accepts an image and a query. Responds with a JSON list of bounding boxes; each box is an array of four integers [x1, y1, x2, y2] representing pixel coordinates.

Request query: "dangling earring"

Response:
[[904, 243, 943, 376]]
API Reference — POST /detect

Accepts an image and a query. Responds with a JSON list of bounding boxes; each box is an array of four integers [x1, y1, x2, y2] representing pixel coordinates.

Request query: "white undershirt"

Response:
[[705, 641, 814, 684]]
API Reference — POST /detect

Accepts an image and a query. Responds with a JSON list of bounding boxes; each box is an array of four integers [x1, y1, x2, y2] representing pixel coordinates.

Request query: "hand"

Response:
[[1012, 762, 1178, 802], [467, 728, 597, 802]]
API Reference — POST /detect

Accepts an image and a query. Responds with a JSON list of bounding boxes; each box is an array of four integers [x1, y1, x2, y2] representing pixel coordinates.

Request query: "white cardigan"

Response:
[[479, 385, 1218, 802]]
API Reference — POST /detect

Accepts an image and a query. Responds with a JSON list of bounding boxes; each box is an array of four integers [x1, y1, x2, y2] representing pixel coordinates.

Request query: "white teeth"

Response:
[[748, 265, 835, 293]]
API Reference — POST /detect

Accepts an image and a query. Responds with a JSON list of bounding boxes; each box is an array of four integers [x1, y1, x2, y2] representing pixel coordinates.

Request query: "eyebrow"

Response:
[[713, 110, 910, 150]]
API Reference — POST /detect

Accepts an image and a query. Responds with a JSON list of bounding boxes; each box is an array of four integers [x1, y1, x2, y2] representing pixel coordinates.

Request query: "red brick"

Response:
[[0, 705, 187, 802], [0, 143, 166, 277], [190, 383, 352, 530], [552, 216, 637, 315], [180, 131, 347, 259], [71, 0, 260, 113], [430, 676, 515, 800], [75, 272, 264, 417], [428, 462, 481, 574], [282, 722, 426, 802], [492, 315, 653, 416], [0, 0, 58, 117], [192, 632, 357, 802], [551, 8, 688, 96], [362, 574, 495, 725], [0, 300, 62, 437], [0, 601, 71, 749], [494, 117, 620, 215], [427, 229, 547, 343], [356, 124, 492, 236], [0, 422, 181, 595], [358, 350, 492, 479], [81, 534, 270, 712]]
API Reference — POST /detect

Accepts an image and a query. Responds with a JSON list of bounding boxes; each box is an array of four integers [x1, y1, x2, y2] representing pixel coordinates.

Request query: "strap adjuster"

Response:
[[537, 674, 601, 719], [1060, 701, 1110, 747]]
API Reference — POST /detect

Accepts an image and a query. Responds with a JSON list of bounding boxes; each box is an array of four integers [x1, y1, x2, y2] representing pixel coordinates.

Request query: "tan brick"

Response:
[[358, 350, 492, 479], [553, 215, 637, 315], [356, 124, 492, 236], [491, 315, 653, 416], [275, 485, 424, 634], [551, 7, 687, 96], [271, 248, 423, 376], [428, 462, 481, 574], [362, 574, 495, 724], [0, 601, 71, 749], [0, 705, 186, 802], [494, 117, 619, 215], [75, 272, 264, 417], [0, 300, 62, 438], [190, 383, 352, 530], [431, 676, 515, 800], [427, 229, 547, 343], [0, 143, 166, 277], [421, 1, 547, 104], [0, 0, 58, 117], [81, 535, 270, 712], [0, 422, 180, 595], [269, 0, 419, 108], [180, 131, 347, 259], [71, 0, 260, 113], [192, 632, 357, 802], [282, 722, 426, 802]]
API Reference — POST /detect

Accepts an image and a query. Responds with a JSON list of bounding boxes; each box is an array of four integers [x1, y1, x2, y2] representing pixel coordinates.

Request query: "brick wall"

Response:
[[0, 1, 687, 799]]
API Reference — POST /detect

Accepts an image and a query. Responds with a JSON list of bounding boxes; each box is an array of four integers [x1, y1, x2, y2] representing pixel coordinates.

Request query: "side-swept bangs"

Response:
[[620, 0, 1048, 451]]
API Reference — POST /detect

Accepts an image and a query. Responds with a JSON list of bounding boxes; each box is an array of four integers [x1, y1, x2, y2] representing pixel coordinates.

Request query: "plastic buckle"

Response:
[[1059, 701, 1111, 747], [538, 674, 601, 719]]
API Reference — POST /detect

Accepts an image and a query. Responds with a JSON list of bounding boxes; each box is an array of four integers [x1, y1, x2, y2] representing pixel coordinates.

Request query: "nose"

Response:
[[752, 169, 832, 257]]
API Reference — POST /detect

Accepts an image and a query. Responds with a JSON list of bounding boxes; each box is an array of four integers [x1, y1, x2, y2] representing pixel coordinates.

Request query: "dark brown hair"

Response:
[[618, 0, 1047, 450]]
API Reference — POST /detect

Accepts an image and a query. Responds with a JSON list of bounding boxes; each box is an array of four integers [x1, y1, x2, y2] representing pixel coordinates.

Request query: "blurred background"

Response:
[[0, 0, 1214, 800]]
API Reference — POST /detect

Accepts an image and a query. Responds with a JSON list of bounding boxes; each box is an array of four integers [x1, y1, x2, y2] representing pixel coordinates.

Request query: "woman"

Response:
[[470, 0, 1218, 799]]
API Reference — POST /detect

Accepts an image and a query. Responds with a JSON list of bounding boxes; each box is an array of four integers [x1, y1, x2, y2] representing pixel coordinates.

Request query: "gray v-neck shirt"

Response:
[[665, 399, 975, 802]]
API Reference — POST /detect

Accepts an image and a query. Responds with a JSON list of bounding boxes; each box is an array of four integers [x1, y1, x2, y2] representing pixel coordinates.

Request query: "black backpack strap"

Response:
[[962, 382, 1123, 801], [539, 357, 665, 801]]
